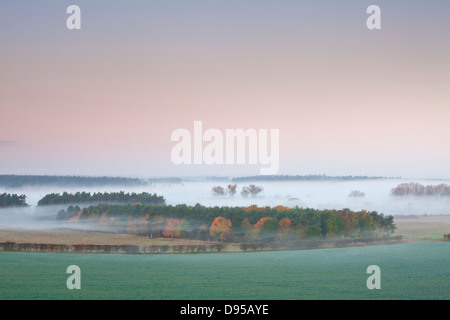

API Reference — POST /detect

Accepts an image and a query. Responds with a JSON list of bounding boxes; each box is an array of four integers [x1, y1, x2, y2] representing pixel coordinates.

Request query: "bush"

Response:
[[173, 245, 185, 253], [240, 243, 250, 251], [159, 245, 169, 253], [196, 245, 207, 253], [122, 245, 139, 254], [213, 244, 226, 252]]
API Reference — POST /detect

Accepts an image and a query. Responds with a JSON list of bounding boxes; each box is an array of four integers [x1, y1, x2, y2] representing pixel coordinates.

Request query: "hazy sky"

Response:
[[1, 1, 449, 178]]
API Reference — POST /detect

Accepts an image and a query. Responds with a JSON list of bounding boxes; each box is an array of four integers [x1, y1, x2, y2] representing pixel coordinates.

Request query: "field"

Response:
[[393, 215, 450, 240], [1, 214, 448, 250], [0, 241, 449, 300], [0, 215, 449, 299], [0, 229, 227, 247]]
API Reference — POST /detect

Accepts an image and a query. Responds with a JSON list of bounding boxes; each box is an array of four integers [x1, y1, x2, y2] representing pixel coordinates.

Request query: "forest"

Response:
[[231, 174, 394, 182], [38, 191, 166, 206], [0, 193, 28, 208], [0, 175, 145, 188], [58, 203, 396, 243]]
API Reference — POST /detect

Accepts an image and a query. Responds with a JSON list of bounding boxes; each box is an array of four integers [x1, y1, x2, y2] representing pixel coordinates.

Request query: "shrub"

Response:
[[240, 243, 250, 251]]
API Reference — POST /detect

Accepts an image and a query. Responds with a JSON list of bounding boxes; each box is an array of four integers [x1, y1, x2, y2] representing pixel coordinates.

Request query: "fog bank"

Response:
[[1, 178, 449, 231]]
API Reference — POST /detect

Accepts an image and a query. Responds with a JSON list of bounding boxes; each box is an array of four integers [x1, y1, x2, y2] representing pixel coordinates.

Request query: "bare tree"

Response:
[[227, 184, 237, 196], [241, 184, 263, 197], [211, 186, 226, 196], [348, 190, 365, 198]]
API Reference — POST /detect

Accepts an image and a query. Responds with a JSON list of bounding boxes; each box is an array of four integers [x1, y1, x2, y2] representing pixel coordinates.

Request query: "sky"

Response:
[[1, 0, 449, 179]]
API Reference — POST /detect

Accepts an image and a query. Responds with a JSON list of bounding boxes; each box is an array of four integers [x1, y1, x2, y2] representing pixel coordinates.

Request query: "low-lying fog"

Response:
[[1, 178, 449, 231]]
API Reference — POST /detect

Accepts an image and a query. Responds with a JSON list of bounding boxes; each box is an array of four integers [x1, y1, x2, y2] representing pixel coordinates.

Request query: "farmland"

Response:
[[0, 241, 448, 300]]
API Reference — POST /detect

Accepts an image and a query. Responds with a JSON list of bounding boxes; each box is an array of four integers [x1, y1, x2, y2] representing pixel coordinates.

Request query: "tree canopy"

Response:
[[0, 193, 28, 208], [38, 191, 165, 206], [59, 203, 396, 242]]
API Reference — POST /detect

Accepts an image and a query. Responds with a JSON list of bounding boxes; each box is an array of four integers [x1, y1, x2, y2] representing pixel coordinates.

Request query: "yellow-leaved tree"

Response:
[[210, 216, 232, 242]]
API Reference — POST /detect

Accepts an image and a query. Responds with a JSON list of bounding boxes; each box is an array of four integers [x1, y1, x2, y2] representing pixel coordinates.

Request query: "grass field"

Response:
[[0, 241, 448, 300], [393, 215, 450, 239]]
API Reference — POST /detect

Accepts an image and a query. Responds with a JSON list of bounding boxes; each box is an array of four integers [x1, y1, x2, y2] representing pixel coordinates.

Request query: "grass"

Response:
[[0, 241, 448, 300], [393, 215, 450, 239]]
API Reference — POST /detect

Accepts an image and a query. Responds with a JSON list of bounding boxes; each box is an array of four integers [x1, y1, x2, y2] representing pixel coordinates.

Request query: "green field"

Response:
[[0, 241, 448, 300]]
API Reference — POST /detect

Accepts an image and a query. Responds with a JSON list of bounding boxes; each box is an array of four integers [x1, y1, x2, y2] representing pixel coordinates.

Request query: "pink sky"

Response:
[[1, 1, 449, 178]]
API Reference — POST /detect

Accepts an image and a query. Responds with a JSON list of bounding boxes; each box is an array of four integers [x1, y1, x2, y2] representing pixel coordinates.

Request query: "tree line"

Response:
[[391, 182, 450, 197], [211, 184, 263, 197], [231, 174, 394, 182], [0, 193, 28, 208], [59, 203, 396, 242], [38, 191, 166, 206], [0, 175, 144, 188]]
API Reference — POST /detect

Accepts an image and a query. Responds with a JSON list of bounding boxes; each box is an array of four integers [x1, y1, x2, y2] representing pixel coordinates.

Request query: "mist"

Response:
[[1, 178, 449, 232]]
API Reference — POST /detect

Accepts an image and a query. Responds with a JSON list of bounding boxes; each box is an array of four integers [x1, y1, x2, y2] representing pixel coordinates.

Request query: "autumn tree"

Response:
[[259, 218, 279, 242], [241, 218, 252, 231], [243, 205, 267, 212], [176, 219, 191, 238], [210, 217, 232, 241], [277, 218, 292, 241], [241, 217, 256, 242], [163, 218, 181, 238], [274, 205, 290, 212], [254, 217, 272, 229], [253, 217, 278, 242]]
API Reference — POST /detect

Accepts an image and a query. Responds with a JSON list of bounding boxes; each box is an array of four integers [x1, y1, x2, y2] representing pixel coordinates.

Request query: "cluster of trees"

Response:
[[0, 175, 144, 188], [391, 183, 450, 197], [38, 191, 166, 206], [232, 175, 393, 182], [146, 177, 182, 184], [0, 174, 399, 188], [59, 203, 396, 242], [348, 190, 365, 198], [211, 184, 263, 197], [0, 193, 28, 208]]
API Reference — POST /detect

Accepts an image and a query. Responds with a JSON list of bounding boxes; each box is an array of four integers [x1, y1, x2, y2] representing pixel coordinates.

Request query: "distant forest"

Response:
[[0, 175, 144, 188], [0, 193, 28, 208], [38, 191, 166, 206], [0, 174, 397, 188], [59, 203, 396, 243], [231, 174, 396, 182]]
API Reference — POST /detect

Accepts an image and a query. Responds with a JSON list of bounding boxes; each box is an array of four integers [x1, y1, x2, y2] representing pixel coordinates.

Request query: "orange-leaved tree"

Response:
[[274, 205, 291, 212], [254, 217, 272, 229], [254, 217, 278, 242], [210, 216, 232, 241], [277, 218, 292, 241], [163, 218, 181, 238]]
